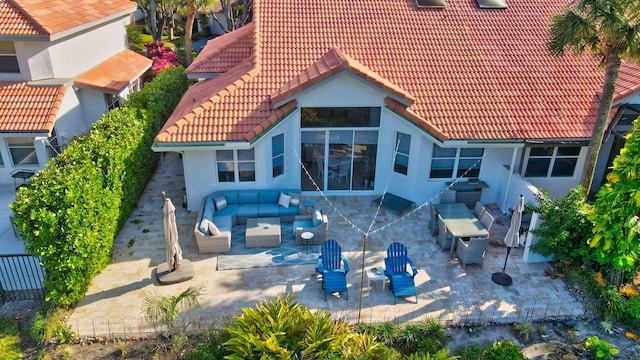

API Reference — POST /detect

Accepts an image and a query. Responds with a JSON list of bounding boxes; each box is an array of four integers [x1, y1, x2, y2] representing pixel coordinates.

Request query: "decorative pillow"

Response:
[[278, 192, 292, 208], [199, 219, 211, 235], [208, 221, 221, 236], [288, 192, 300, 207], [312, 210, 323, 227], [214, 195, 227, 211]]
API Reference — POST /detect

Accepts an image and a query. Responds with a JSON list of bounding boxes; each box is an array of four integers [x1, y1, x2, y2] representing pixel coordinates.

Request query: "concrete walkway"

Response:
[[67, 153, 584, 337]]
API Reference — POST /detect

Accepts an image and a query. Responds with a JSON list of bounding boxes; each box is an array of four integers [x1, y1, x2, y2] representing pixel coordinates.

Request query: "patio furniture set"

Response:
[[194, 189, 327, 254]]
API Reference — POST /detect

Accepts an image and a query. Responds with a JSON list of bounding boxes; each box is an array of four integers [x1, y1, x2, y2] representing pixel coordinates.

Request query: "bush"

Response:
[[11, 67, 188, 306], [0, 316, 22, 359], [394, 319, 447, 355], [30, 305, 75, 345], [127, 24, 145, 54], [455, 340, 525, 360]]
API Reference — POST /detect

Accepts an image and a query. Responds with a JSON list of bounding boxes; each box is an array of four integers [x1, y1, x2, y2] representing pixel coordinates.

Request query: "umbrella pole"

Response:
[[492, 247, 513, 286]]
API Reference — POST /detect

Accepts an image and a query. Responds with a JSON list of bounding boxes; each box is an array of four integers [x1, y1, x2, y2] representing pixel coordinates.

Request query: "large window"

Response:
[[393, 132, 411, 175], [524, 146, 581, 177], [8, 137, 38, 165], [0, 42, 19, 73], [104, 93, 120, 110], [430, 145, 483, 179], [301, 107, 381, 128], [272, 134, 284, 178], [216, 149, 255, 183]]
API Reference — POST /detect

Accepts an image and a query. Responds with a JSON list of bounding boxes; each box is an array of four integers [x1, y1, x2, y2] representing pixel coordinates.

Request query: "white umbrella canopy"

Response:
[[164, 197, 183, 270], [504, 195, 525, 248]]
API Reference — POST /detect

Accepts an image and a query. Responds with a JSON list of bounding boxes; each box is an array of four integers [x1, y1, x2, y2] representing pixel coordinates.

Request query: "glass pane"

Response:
[[394, 154, 409, 175], [0, 42, 16, 54], [529, 147, 554, 157], [430, 159, 454, 178], [460, 148, 484, 157], [433, 144, 456, 158], [551, 158, 577, 177], [238, 149, 254, 161], [557, 146, 581, 156], [10, 148, 37, 165], [301, 132, 325, 191], [396, 133, 411, 154], [216, 150, 233, 161], [272, 134, 284, 157], [272, 155, 284, 178], [301, 107, 381, 127], [458, 158, 481, 170], [353, 130, 377, 190], [238, 161, 255, 181], [328, 130, 352, 190], [0, 57, 20, 73], [525, 158, 551, 177]]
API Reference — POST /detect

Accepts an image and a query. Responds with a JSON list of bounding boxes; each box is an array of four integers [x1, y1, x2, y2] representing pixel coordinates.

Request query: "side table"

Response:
[[304, 200, 315, 215], [300, 231, 314, 254], [365, 267, 386, 294]]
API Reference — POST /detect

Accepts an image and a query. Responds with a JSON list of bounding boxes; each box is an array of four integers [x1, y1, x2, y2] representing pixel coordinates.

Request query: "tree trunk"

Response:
[[184, 5, 197, 67], [150, 0, 159, 41], [579, 52, 621, 195]]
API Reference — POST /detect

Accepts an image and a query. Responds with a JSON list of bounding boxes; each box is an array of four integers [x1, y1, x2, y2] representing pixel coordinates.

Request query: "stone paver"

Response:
[[67, 153, 584, 336]]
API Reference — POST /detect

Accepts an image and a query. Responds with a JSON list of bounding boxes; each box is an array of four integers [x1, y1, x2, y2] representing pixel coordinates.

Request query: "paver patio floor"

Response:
[[67, 153, 584, 337]]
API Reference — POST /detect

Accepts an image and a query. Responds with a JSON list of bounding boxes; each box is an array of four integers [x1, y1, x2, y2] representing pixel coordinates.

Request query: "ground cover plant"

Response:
[[0, 316, 22, 360], [11, 67, 188, 307]]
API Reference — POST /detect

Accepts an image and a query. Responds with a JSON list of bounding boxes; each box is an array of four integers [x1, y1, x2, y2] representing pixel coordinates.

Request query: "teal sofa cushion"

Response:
[[215, 204, 238, 217], [238, 191, 259, 204], [259, 190, 280, 203], [258, 203, 280, 217], [236, 204, 259, 218]]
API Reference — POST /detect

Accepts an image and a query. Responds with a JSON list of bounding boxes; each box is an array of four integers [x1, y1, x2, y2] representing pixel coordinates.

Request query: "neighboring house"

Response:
[[0, 0, 152, 185], [153, 0, 640, 215]]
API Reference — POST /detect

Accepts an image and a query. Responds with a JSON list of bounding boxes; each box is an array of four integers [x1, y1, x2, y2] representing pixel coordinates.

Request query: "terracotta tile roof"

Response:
[[74, 50, 152, 92], [0, 81, 65, 132], [0, 0, 136, 36], [187, 23, 254, 76], [157, 0, 640, 144], [271, 47, 415, 106]]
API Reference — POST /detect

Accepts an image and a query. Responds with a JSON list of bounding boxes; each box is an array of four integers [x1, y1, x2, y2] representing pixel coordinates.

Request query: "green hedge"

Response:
[[11, 67, 188, 306]]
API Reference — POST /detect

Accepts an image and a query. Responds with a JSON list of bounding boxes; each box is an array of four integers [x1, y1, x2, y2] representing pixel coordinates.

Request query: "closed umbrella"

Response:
[[164, 197, 183, 271], [492, 194, 524, 286]]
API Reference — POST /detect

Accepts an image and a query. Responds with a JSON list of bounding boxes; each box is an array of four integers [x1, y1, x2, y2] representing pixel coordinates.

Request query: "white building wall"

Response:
[[48, 20, 129, 78], [53, 87, 95, 146]]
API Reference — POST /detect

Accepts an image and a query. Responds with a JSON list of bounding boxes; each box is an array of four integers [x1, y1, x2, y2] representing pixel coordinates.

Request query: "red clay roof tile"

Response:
[[187, 23, 254, 76], [1, 0, 136, 36], [74, 50, 152, 92], [157, 0, 640, 144], [0, 81, 65, 132]]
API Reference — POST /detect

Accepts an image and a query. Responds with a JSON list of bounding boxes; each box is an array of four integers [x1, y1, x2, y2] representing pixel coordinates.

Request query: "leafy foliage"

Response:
[[11, 67, 188, 306], [455, 340, 525, 360], [0, 316, 22, 359], [589, 118, 640, 273], [30, 305, 76, 345], [144, 285, 202, 350], [145, 40, 179, 74], [223, 294, 391, 359], [530, 188, 594, 267], [585, 336, 619, 359]]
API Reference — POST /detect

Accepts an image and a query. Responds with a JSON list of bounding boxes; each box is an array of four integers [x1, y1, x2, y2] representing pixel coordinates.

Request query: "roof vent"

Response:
[[476, 0, 507, 9], [416, 0, 445, 9]]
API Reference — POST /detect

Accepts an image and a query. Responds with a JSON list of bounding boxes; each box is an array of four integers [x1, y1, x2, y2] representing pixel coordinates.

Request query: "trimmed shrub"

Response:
[[11, 67, 188, 306]]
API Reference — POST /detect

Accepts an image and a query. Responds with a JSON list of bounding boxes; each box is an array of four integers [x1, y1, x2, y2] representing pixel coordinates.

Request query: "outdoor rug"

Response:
[[217, 223, 319, 270]]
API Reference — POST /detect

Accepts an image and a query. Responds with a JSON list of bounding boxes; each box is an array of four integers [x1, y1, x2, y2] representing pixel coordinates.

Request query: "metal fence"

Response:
[[0, 254, 46, 303], [69, 298, 584, 338]]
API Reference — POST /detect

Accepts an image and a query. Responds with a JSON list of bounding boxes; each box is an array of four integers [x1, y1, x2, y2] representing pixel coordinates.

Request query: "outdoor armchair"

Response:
[[456, 236, 489, 268], [384, 242, 418, 304], [293, 211, 328, 245], [316, 239, 349, 300], [437, 214, 453, 250]]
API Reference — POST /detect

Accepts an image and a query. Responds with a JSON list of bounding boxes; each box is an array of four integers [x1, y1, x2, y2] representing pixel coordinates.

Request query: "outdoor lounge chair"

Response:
[[293, 210, 328, 245], [456, 236, 489, 268], [480, 211, 495, 232], [383, 242, 418, 304], [437, 214, 453, 250], [316, 239, 349, 300]]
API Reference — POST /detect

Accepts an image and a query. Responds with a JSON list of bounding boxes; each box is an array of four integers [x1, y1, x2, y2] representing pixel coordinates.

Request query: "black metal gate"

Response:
[[0, 254, 46, 302]]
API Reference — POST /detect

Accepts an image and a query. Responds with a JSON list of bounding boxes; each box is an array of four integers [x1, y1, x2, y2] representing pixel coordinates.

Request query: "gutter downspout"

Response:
[[503, 147, 518, 213]]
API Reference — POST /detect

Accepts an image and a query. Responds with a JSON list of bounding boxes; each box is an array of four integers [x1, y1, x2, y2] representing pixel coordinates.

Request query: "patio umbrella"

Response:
[[164, 197, 183, 271], [492, 194, 524, 286]]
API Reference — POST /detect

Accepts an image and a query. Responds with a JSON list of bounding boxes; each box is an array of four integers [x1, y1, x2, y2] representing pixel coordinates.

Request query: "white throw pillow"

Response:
[[312, 210, 323, 227], [208, 221, 221, 236], [278, 192, 292, 208], [288, 192, 300, 207], [199, 219, 211, 235], [214, 195, 227, 210]]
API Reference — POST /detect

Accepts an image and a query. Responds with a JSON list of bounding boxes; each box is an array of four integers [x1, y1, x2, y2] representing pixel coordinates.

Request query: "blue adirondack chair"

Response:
[[384, 242, 418, 304], [316, 239, 349, 300]]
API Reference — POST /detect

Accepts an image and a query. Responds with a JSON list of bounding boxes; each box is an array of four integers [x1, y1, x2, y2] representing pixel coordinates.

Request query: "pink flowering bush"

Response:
[[144, 40, 178, 74]]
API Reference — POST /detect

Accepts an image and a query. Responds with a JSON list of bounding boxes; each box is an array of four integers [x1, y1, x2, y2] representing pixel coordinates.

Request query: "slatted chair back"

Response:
[[385, 242, 409, 275], [473, 201, 485, 219], [320, 239, 343, 271], [437, 214, 453, 250], [480, 211, 495, 232]]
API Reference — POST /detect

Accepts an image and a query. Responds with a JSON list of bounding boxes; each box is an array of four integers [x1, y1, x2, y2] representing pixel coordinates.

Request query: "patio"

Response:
[[66, 152, 584, 337]]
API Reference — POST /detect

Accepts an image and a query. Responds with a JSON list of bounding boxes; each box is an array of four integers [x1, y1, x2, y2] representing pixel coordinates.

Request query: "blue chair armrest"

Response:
[[341, 254, 349, 274], [316, 256, 324, 273], [407, 257, 418, 278]]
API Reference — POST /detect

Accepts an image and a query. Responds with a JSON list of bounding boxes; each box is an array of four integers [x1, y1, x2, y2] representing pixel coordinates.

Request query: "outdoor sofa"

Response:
[[195, 189, 301, 254]]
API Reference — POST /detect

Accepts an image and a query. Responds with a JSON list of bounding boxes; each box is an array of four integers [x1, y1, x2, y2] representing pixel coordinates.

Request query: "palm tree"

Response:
[[143, 285, 202, 338], [548, 0, 640, 194], [180, 0, 215, 67]]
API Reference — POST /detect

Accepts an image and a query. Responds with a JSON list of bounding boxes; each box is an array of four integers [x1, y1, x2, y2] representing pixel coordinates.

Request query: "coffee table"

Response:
[[246, 217, 281, 248]]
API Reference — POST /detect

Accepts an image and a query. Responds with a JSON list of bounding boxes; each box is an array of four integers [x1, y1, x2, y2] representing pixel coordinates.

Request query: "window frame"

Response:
[[104, 93, 120, 111], [393, 132, 411, 175], [523, 146, 581, 178], [7, 137, 38, 166], [272, 133, 284, 178], [429, 144, 484, 179], [216, 148, 256, 183]]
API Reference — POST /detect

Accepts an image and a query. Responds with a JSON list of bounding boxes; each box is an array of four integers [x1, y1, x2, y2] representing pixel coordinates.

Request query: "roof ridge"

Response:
[[6, 0, 48, 34]]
